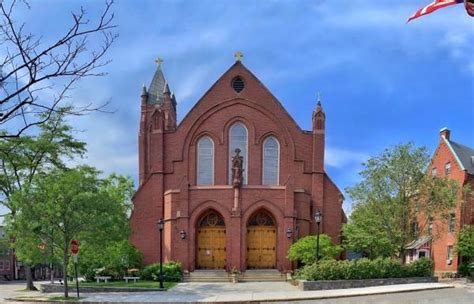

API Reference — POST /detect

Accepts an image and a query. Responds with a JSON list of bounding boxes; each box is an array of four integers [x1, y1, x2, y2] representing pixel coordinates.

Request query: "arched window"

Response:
[[262, 136, 279, 185], [229, 122, 248, 184], [197, 136, 214, 185]]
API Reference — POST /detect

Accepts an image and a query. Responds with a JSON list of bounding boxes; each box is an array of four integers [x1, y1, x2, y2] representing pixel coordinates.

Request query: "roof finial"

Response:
[[155, 57, 164, 67], [317, 92, 321, 106], [234, 51, 243, 62]]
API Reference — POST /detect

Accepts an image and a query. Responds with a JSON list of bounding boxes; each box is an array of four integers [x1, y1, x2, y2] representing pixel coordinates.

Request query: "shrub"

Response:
[[73, 240, 143, 281], [407, 257, 434, 277], [140, 261, 182, 282], [287, 234, 342, 265], [300, 257, 434, 281]]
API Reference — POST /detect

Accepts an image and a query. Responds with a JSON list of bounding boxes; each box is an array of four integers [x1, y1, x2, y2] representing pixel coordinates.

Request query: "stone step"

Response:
[[183, 270, 288, 282]]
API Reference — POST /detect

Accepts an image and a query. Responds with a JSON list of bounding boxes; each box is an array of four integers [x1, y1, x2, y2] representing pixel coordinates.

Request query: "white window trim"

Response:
[[197, 136, 214, 186], [229, 122, 248, 184], [262, 136, 280, 186]]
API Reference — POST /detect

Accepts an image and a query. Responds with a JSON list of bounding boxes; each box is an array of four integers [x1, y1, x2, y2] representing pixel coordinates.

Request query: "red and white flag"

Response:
[[407, 0, 463, 22]]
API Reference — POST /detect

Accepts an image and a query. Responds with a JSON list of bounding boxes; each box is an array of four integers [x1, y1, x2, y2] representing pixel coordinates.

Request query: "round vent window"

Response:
[[231, 76, 245, 93]]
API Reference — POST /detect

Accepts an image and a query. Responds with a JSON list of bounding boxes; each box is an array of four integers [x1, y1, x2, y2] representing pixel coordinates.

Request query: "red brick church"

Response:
[[130, 54, 346, 273]]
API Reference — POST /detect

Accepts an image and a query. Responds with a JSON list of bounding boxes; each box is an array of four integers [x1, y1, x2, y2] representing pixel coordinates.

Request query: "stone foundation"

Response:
[[298, 276, 438, 291]]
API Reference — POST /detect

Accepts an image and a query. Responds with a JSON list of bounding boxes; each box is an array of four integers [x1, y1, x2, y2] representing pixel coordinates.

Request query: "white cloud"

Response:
[[325, 146, 368, 168]]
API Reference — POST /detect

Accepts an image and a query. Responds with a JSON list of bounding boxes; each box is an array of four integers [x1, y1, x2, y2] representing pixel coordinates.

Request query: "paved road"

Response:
[[0, 281, 470, 303], [273, 288, 474, 304]]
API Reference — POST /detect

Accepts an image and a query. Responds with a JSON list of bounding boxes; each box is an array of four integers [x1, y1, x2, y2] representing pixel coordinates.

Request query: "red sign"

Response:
[[70, 239, 79, 255]]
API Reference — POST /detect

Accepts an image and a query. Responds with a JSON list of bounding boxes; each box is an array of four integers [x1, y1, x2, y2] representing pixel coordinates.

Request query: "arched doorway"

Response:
[[246, 210, 277, 269], [196, 211, 226, 269]]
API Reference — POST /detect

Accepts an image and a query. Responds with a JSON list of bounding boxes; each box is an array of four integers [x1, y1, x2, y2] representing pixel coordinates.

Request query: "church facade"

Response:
[[130, 57, 346, 272]]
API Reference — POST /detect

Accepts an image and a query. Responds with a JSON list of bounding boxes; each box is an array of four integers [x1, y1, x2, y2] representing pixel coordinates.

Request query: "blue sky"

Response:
[[1, 0, 473, 219]]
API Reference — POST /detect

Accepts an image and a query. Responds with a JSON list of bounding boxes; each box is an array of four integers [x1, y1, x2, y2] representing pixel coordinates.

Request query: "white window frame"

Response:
[[262, 136, 280, 185], [197, 136, 214, 186], [445, 162, 451, 176], [448, 213, 455, 233], [229, 122, 248, 184]]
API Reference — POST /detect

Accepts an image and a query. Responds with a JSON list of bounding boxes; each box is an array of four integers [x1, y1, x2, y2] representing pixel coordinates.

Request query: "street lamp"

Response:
[[314, 211, 322, 263], [157, 219, 165, 289]]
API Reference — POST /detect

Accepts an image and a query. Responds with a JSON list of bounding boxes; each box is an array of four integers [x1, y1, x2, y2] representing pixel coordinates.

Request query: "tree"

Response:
[[342, 202, 398, 259], [287, 234, 342, 266], [0, 0, 117, 138], [343, 143, 459, 260], [456, 225, 474, 261], [13, 166, 134, 298], [73, 240, 143, 281], [0, 109, 85, 289]]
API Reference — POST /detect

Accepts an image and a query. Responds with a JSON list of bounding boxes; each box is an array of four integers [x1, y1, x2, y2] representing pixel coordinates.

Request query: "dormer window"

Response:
[[445, 162, 451, 176]]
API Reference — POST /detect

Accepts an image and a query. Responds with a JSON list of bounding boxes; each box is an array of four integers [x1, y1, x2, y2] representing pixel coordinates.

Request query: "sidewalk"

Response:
[[4, 281, 455, 303]]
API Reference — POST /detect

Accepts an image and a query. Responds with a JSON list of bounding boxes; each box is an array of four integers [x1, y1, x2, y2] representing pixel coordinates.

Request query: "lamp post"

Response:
[[314, 211, 322, 263], [157, 219, 164, 289]]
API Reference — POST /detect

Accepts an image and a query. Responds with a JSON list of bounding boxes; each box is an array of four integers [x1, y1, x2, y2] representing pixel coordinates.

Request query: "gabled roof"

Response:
[[443, 137, 474, 175], [449, 140, 474, 175], [147, 66, 166, 105], [406, 236, 432, 250]]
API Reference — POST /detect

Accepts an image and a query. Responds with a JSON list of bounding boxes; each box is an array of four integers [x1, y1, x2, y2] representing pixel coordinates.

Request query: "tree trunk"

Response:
[[25, 266, 37, 290], [50, 263, 54, 284], [63, 249, 68, 298], [399, 246, 406, 264]]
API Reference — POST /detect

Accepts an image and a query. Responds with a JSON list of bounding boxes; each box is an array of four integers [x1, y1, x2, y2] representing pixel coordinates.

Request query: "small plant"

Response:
[[441, 272, 456, 279], [230, 266, 240, 274]]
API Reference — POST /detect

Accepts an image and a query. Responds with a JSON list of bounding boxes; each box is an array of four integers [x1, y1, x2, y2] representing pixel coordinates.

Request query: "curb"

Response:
[[5, 284, 455, 303]]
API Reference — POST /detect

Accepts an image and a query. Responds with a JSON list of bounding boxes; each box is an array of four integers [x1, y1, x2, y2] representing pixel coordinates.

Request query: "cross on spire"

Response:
[[155, 57, 164, 67], [234, 51, 243, 61]]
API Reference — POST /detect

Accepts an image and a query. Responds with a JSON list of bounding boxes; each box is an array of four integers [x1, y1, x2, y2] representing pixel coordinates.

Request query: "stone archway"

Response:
[[246, 210, 277, 269], [196, 210, 226, 269]]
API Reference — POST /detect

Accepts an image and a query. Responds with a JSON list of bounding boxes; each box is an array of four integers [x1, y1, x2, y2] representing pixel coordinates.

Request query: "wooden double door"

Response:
[[197, 212, 226, 269], [246, 211, 277, 269]]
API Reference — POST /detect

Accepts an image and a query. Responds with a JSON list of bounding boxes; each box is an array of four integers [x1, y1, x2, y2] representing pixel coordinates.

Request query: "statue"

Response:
[[232, 148, 244, 187]]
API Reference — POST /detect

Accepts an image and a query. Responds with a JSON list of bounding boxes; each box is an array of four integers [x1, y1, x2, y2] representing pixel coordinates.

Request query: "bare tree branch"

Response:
[[0, 0, 117, 138]]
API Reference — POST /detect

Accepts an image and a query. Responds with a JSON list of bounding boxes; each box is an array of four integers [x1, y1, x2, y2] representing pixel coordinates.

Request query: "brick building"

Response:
[[406, 128, 473, 274], [130, 57, 346, 273]]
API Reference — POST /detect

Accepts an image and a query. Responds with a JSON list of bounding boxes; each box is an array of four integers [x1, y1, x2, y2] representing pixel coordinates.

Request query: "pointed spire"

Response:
[[171, 91, 177, 108], [316, 92, 323, 112], [163, 82, 171, 94], [148, 58, 166, 105], [141, 84, 147, 97]]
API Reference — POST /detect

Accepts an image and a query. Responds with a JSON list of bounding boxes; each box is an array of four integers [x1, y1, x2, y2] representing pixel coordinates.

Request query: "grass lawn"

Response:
[[80, 280, 176, 289]]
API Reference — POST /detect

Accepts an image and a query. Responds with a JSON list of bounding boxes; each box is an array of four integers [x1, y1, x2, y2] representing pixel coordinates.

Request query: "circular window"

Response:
[[231, 76, 245, 93]]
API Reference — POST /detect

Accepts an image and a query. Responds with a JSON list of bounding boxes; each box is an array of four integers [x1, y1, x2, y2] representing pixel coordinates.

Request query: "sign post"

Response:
[[70, 240, 79, 298]]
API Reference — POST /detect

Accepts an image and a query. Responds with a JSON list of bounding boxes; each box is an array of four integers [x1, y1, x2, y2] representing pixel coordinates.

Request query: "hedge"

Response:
[[140, 261, 182, 282], [299, 257, 434, 281]]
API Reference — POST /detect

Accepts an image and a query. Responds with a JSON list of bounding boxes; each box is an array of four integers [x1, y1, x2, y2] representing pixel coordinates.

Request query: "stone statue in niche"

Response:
[[232, 148, 244, 187]]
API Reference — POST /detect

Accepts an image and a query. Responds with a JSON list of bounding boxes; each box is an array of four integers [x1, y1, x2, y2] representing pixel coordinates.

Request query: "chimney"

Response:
[[440, 127, 450, 140]]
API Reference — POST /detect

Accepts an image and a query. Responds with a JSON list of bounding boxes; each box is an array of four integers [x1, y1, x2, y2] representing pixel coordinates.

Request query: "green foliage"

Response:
[[300, 257, 434, 281], [342, 203, 398, 259], [73, 240, 143, 281], [11, 165, 135, 296], [456, 225, 474, 261], [457, 262, 472, 277], [140, 261, 183, 282], [343, 143, 459, 259], [441, 272, 456, 279], [287, 234, 342, 265]]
